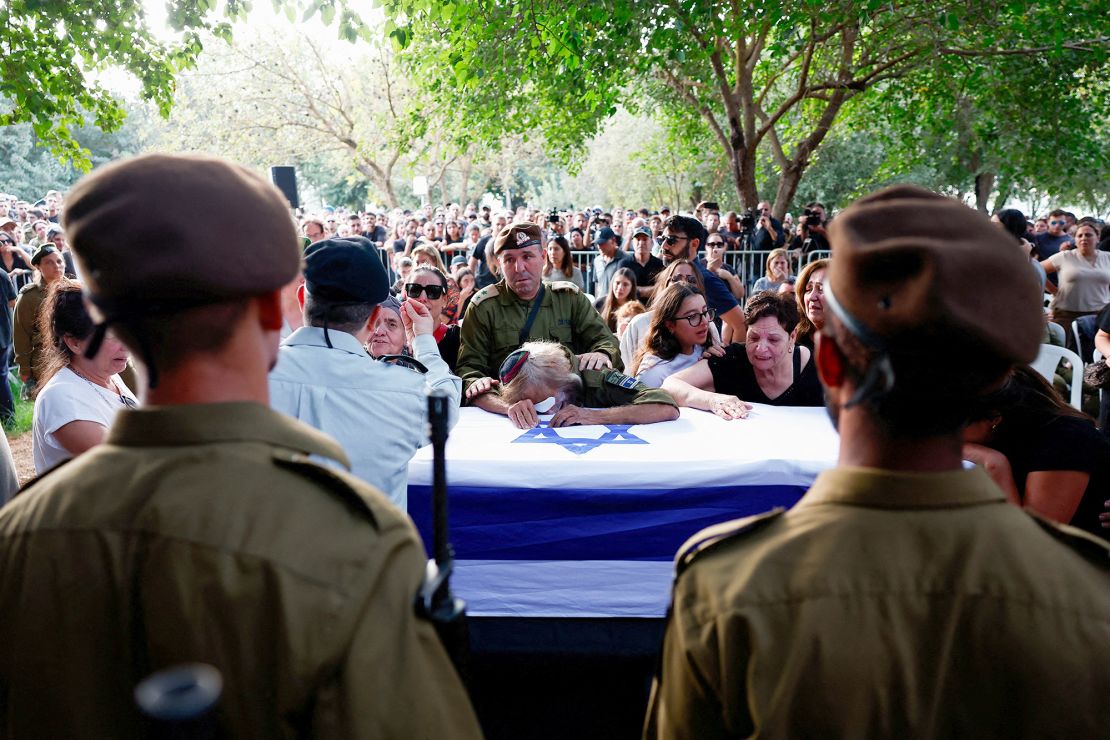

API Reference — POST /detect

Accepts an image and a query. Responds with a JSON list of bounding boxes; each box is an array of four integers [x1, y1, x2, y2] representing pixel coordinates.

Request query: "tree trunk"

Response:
[[773, 162, 804, 220], [974, 171, 995, 213], [727, 142, 759, 210], [991, 176, 1011, 215], [457, 156, 472, 204]]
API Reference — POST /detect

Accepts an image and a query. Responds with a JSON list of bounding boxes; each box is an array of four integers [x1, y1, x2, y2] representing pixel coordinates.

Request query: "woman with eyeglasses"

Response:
[[1041, 221, 1110, 349], [595, 267, 638, 332], [630, 282, 715, 388], [752, 248, 794, 294], [663, 291, 823, 418], [542, 235, 585, 291], [32, 280, 137, 474], [619, 259, 715, 369], [411, 244, 462, 326], [793, 258, 829, 349], [402, 265, 461, 372]]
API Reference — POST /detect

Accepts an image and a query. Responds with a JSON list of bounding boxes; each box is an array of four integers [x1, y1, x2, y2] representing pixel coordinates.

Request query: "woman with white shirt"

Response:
[[631, 282, 714, 388], [32, 280, 136, 474], [1042, 221, 1110, 347]]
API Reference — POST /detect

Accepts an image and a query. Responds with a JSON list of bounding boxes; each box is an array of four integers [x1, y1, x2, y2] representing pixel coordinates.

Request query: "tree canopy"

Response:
[[381, 0, 1110, 214]]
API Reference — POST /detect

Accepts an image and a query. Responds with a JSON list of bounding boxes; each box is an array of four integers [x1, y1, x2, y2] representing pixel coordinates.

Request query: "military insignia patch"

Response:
[[605, 371, 640, 390]]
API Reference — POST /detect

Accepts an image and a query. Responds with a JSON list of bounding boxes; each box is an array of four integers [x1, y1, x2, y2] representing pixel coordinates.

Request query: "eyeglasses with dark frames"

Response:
[[669, 274, 698, 285], [674, 308, 716, 327], [658, 234, 690, 246]]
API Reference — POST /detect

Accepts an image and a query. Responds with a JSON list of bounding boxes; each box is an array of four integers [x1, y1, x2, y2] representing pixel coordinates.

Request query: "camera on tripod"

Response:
[[803, 209, 822, 227], [740, 209, 759, 230]]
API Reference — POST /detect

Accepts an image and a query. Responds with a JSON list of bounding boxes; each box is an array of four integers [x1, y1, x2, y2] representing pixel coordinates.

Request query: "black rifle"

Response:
[[135, 663, 222, 739], [415, 389, 470, 683]]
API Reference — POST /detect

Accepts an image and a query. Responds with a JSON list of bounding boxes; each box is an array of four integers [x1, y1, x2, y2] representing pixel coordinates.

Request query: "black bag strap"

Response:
[[518, 284, 546, 345]]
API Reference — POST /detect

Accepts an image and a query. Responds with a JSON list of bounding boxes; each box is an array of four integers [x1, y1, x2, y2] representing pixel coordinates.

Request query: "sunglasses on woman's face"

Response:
[[404, 283, 446, 299], [669, 274, 697, 284]]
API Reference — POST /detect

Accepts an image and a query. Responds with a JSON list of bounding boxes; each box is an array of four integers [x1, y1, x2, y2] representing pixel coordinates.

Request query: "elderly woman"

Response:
[[752, 248, 793, 294], [367, 296, 410, 359], [1041, 221, 1110, 348], [32, 280, 137, 474], [663, 291, 823, 418], [404, 265, 461, 372], [480, 339, 679, 429], [14, 245, 67, 394], [631, 283, 715, 388], [793, 258, 828, 349], [963, 365, 1110, 539]]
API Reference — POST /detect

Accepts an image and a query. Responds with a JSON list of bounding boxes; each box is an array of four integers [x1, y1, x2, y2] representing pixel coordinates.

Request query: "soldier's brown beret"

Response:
[[493, 223, 543, 255], [825, 184, 1042, 366], [64, 153, 300, 319]]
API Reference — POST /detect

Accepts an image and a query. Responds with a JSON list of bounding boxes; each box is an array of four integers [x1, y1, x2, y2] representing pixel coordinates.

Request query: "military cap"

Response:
[[493, 223, 543, 255], [63, 153, 300, 320], [304, 237, 389, 305], [825, 184, 1042, 365], [30, 245, 59, 266]]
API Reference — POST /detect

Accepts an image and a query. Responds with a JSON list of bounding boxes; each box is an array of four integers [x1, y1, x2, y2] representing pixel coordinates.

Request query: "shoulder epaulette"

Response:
[[549, 280, 580, 293], [675, 508, 786, 576], [271, 448, 379, 529], [1027, 510, 1110, 564], [470, 284, 500, 307]]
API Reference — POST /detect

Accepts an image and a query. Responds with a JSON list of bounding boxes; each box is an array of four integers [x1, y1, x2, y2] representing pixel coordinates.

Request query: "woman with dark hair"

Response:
[[630, 282, 714, 387], [963, 365, 1110, 539], [793, 258, 828, 349], [403, 265, 461, 372], [993, 208, 1047, 291], [1041, 221, 1110, 345], [619, 259, 714, 369], [664, 291, 823, 418], [595, 266, 638, 332], [542, 234, 585, 291], [32, 279, 136, 473]]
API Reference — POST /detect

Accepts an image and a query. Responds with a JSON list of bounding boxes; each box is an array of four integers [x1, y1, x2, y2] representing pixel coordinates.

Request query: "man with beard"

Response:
[[645, 185, 1110, 738]]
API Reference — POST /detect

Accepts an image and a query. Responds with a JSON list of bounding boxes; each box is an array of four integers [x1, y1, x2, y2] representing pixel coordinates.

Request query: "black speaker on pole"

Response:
[[269, 166, 299, 209]]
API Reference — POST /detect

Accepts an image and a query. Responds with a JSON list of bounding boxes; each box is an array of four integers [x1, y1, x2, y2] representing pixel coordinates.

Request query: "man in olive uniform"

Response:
[[645, 185, 1110, 738], [495, 341, 678, 429], [458, 222, 621, 420], [0, 154, 481, 739]]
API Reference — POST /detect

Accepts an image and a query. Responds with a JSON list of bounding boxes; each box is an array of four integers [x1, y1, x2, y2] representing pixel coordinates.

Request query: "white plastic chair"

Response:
[[1030, 344, 1083, 410]]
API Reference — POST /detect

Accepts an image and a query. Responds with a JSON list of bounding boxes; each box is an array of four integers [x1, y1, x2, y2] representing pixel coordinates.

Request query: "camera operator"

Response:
[[546, 208, 565, 237], [789, 201, 831, 255], [752, 201, 785, 251]]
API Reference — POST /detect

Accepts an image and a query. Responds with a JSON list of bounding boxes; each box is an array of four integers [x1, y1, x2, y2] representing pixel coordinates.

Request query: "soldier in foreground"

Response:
[[0, 154, 481, 738], [645, 185, 1110, 738]]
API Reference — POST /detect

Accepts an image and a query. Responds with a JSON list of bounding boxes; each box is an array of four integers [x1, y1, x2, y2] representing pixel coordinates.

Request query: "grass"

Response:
[[3, 377, 33, 437]]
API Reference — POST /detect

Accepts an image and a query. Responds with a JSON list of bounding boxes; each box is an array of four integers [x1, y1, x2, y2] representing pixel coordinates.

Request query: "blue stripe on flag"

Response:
[[408, 484, 804, 561]]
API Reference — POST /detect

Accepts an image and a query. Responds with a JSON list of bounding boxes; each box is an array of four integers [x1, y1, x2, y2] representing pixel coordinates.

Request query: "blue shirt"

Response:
[[269, 327, 461, 510], [696, 261, 740, 315]]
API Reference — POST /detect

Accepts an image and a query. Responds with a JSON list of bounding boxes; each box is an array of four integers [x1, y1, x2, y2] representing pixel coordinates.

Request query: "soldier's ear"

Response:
[[296, 283, 306, 312], [364, 305, 381, 333], [256, 289, 284, 332], [815, 332, 845, 390]]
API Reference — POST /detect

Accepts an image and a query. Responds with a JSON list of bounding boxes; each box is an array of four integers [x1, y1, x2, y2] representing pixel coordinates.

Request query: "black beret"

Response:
[[304, 237, 389, 305]]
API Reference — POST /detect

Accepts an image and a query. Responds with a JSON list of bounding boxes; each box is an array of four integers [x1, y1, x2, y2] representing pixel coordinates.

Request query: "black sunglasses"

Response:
[[659, 234, 689, 246], [404, 283, 446, 299]]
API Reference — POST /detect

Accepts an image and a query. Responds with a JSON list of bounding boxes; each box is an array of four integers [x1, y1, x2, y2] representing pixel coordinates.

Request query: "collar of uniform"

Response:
[[281, 325, 367, 357], [796, 466, 1005, 509], [106, 402, 351, 468]]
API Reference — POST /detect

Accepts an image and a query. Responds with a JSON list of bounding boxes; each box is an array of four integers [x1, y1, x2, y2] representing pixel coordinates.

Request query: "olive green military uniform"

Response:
[[644, 466, 1110, 739], [457, 278, 622, 397], [578, 367, 676, 409], [0, 403, 482, 739], [12, 279, 44, 383]]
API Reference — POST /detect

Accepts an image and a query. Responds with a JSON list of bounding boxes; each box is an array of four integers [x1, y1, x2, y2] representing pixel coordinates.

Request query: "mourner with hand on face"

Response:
[[495, 340, 677, 430], [269, 236, 460, 511], [458, 222, 622, 419], [0, 153, 480, 739], [645, 185, 1110, 739]]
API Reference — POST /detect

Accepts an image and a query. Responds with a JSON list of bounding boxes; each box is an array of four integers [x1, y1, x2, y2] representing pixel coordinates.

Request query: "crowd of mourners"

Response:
[[0, 161, 1105, 740], [1, 189, 1110, 538]]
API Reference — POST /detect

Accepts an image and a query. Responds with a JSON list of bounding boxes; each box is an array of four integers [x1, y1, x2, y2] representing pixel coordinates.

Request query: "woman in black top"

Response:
[[963, 365, 1110, 540], [662, 291, 823, 418]]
